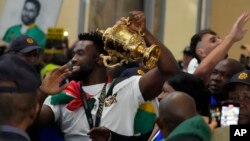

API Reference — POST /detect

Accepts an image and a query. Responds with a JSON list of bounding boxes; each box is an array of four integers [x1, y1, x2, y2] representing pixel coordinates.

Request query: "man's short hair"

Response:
[[190, 29, 217, 63], [25, 0, 41, 13], [0, 54, 40, 93], [183, 46, 193, 56], [78, 31, 107, 55], [167, 72, 210, 116], [0, 54, 40, 124]]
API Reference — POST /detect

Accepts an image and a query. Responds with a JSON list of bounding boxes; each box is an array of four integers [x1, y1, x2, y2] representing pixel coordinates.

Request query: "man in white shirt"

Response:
[[187, 12, 249, 84], [37, 11, 179, 141]]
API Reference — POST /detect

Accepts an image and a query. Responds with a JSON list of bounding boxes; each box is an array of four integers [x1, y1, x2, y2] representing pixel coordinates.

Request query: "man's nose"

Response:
[[71, 55, 78, 64], [212, 74, 222, 81]]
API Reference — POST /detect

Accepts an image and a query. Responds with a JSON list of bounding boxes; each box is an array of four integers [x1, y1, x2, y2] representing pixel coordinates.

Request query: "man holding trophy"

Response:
[[37, 11, 179, 141]]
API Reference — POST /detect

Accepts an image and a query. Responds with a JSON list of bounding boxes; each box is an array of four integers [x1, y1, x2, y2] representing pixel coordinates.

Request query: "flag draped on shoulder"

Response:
[[50, 80, 94, 111]]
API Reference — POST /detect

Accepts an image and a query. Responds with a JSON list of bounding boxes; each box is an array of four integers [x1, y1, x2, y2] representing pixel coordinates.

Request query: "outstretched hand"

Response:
[[39, 64, 72, 95], [228, 11, 250, 42], [88, 126, 111, 141]]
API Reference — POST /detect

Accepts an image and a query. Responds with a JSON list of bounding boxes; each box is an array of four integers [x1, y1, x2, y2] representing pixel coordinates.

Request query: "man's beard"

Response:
[[68, 69, 91, 81], [21, 16, 35, 25]]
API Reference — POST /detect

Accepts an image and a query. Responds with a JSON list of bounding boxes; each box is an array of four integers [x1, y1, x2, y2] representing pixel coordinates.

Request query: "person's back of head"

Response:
[[165, 72, 210, 116], [156, 91, 197, 137], [224, 58, 245, 76], [108, 61, 140, 78], [0, 54, 40, 129], [183, 46, 193, 57], [190, 29, 218, 63]]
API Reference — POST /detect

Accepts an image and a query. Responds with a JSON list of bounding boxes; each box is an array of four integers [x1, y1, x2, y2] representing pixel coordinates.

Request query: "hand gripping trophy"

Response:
[[97, 17, 160, 70]]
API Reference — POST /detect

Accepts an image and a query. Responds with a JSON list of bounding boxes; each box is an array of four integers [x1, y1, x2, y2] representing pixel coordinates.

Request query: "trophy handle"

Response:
[[142, 45, 161, 70], [100, 54, 127, 68]]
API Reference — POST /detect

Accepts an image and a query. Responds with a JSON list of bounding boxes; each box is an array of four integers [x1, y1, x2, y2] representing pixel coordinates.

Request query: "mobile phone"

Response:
[[220, 102, 240, 127], [209, 103, 221, 126]]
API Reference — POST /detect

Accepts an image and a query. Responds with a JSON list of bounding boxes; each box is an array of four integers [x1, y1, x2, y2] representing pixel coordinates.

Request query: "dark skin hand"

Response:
[[88, 126, 110, 141], [36, 64, 73, 126]]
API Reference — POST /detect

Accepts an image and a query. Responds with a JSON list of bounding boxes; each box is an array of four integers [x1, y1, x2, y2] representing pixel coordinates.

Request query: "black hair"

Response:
[[78, 31, 107, 55], [183, 46, 193, 56], [25, 0, 41, 13], [167, 72, 210, 116], [0, 92, 37, 124], [190, 29, 217, 63]]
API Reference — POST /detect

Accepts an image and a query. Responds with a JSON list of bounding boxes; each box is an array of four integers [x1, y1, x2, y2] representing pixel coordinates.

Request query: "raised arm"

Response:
[[194, 12, 250, 84], [35, 64, 72, 126], [124, 11, 180, 100]]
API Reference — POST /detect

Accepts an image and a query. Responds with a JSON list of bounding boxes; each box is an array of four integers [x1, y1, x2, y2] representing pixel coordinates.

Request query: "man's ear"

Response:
[[30, 103, 40, 121], [27, 102, 40, 127], [196, 48, 206, 59]]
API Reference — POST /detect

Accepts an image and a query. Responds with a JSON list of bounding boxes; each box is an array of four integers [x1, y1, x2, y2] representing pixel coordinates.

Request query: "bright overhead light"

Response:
[[64, 31, 69, 36]]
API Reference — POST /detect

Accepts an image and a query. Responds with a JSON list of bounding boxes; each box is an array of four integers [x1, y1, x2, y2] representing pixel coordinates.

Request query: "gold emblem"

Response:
[[104, 94, 117, 107], [26, 38, 34, 44], [137, 69, 144, 75], [238, 72, 248, 80]]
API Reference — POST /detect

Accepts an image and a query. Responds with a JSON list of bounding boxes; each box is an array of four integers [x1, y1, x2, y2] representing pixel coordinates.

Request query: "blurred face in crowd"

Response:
[[21, 1, 39, 25], [196, 33, 222, 60], [15, 50, 41, 66], [208, 60, 233, 94], [157, 82, 175, 101], [228, 84, 250, 124]]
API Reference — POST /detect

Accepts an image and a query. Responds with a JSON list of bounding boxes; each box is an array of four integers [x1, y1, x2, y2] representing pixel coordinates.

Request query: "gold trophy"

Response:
[[97, 18, 160, 70]]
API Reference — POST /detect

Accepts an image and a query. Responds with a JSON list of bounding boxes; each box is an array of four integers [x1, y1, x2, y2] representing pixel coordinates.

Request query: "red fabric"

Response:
[[65, 77, 112, 111], [65, 81, 92, 111]]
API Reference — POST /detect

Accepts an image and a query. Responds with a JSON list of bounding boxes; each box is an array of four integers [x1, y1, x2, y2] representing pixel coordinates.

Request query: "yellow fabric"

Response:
[[44, 48, 64, 54], [40, 63, 60, 79], [27, 22, 36, 29], [139, 101, 156, 113]]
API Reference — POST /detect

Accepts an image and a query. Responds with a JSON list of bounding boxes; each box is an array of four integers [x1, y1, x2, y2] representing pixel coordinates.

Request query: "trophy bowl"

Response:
[[97, 23, 160, 70]]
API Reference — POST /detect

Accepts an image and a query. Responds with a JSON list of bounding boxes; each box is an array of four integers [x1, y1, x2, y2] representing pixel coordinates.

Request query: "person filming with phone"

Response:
[[211, 70, 250, 141], [225, 70, 250, 125]]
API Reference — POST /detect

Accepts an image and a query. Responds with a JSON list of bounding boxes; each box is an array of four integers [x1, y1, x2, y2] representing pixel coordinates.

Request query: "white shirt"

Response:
[[20, 24, 28, 34], [44, 76, 143, 141], [187, 58, 199, 74]]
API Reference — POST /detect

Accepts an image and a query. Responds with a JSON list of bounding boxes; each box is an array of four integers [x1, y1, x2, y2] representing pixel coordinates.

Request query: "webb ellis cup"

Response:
[[97, 18, 160, 70]]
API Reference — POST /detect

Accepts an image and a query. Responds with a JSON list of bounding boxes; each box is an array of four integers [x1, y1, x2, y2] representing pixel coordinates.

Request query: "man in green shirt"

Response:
[[3, 0, 46, 48]]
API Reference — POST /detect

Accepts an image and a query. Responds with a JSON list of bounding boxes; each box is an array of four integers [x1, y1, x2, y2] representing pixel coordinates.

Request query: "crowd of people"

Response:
[[0, 9, 250, 141]]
